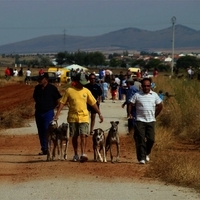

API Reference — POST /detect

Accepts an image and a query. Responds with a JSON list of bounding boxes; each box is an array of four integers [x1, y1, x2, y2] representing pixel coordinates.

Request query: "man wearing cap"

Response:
[[85, 73, 102, 135], [54, 73, 103, 162], [33, 73, 62, 155]]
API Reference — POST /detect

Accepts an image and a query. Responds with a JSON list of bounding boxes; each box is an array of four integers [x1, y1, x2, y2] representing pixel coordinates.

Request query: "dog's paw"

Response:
[[64, 154, 67, 160], [116, 158, 121, 163]]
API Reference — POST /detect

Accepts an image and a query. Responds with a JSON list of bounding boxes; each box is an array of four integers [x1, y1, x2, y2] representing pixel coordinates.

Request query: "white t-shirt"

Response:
[[130, 90, 162, 122], [56, 70, 62, 78], [13, 70, 18, 76], [26, 70, 31, 77]]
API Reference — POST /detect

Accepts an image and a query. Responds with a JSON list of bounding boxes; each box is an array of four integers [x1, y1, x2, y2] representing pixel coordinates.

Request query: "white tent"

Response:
[[64, 64, 88, 71], [164, 57, 172, 62]]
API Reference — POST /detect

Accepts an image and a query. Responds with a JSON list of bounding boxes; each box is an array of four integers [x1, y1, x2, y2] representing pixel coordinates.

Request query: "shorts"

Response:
[[87, 102, 99, 114], [111, 90, 117, 97], [69, 122, 89, 137]]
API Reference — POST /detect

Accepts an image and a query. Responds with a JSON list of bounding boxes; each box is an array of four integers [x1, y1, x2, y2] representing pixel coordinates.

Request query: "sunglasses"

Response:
[[142, 85, 151, 87], [90, 77, 96, 80]]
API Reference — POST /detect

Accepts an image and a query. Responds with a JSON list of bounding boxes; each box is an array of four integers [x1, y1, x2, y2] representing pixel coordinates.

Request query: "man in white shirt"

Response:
[[128, 78, 163, 164], [56, 68, 62, 86], [13, 69, 18, 77], [25, 68, 31, 85]]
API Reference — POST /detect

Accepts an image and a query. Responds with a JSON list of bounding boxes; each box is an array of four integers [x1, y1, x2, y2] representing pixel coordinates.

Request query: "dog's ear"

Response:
[[110, 121, 114, 125], [115, 121, 119, 125], [50, 121, 57, 126], [100, 128, 104, 133]]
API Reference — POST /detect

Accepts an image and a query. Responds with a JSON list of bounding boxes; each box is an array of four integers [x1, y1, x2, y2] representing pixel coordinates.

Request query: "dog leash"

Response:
[[103, 128, 110, 132]]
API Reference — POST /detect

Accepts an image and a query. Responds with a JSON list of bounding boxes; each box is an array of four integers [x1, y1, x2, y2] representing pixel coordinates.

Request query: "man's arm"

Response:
[[91, 103, 103, 123], [155, 103, 163, 118], [127, 102, 134, 119], [54, 102, 65, 121]]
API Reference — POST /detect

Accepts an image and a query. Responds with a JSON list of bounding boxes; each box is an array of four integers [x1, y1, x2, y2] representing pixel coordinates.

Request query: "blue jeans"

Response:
[[35, 109, 54, 151]]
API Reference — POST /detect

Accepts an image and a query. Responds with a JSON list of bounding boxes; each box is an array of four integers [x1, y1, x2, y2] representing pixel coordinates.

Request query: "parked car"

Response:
[[30, 72, 57, 83]]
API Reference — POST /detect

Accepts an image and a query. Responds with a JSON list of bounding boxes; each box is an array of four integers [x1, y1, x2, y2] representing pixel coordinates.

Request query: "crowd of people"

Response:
[[32, 67, 165, 165]]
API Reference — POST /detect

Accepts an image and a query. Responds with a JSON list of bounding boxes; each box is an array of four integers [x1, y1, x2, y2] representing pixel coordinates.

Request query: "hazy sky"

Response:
[[0, 0, 199, 45]]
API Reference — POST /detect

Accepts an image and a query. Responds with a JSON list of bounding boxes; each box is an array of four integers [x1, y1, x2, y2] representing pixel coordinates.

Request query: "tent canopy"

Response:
[[64, 64, 88, 71]]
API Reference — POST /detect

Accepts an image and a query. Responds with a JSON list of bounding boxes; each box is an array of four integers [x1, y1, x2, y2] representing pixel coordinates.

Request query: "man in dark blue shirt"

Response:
[[121, 78, 139, 135], [85, 73, 102, 135], [33, 73, 62, 155]]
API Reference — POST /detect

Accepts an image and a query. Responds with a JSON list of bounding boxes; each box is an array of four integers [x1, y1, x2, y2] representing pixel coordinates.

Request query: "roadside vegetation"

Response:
[[148, 76, 200, 192]]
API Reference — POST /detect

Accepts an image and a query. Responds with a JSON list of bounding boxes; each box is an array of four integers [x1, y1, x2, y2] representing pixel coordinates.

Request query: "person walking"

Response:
[[33, 73, 62, 155], [102, 79, 109, 99], [121, 78, 139, 135], [84, 73, 102, 135], [110, 78, 118, 103], [25, 68, 31, 85], [5, 67, 11, 81], [54, 73, 103, 162], [56, 68, 62, 86], [128, 78, 163, 164]]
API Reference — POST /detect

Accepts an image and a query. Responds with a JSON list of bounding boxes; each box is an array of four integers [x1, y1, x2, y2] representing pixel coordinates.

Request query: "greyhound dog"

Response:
[[106, 121, 120, 163], [46, 121, 69, 161], [92, 128, 107, 162]]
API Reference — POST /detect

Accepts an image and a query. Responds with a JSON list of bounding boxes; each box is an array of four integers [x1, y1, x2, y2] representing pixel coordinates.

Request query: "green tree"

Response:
[[40, 57, 52, 68], [89, 52, 105, 67], [109, 58, 118, 67], [56, 52, 68, 65], [145, 58, 161, 70], [130, 59, 145, 68], [176, 56, 200, 70]]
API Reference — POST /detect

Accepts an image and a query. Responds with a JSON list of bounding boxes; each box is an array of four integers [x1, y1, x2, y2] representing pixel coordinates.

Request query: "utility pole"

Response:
[[63, 29, 66, 52], [171, 16, 176, 76]]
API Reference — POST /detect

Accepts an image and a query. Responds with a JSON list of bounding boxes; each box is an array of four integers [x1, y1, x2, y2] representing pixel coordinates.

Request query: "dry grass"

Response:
[[0, 104, 34, 129], [146, 152, 200, 191], [154, 127, 175, 150], [149, 75, 200, 192]]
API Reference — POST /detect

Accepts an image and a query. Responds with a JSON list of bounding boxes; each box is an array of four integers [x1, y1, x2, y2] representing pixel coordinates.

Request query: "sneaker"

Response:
[[139, 160, 146, 164], [73, 154, 79, 162], [80, 154, 88, 163], [146, 155, 150, 162]]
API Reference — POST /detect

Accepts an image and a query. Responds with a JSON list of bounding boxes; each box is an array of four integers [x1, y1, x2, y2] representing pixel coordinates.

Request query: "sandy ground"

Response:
[[0, 83, 199, 200]]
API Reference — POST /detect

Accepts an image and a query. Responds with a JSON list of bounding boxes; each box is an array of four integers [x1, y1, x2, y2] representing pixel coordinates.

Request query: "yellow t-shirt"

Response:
[[60, 86, 96, 123]]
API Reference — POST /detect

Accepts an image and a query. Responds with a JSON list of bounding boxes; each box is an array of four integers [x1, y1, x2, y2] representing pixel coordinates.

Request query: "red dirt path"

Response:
[[0, 83, 199, 185], [0, 83, 148, 184]]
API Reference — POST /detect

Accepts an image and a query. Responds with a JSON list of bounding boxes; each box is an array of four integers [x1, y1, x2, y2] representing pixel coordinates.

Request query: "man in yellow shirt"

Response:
[[54, 73, 103, 162]]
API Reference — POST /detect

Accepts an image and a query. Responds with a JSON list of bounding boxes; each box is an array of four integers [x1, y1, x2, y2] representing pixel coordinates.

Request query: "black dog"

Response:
[[93, 128, 107, 162], [106, 121, 120, 163]]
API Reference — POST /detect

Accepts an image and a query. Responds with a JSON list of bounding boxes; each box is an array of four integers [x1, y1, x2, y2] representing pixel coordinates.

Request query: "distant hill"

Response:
[[0, 24, 200, 54]]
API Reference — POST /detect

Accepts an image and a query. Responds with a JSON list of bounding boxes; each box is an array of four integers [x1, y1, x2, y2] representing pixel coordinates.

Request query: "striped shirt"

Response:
[[130, 90, 162, 122]]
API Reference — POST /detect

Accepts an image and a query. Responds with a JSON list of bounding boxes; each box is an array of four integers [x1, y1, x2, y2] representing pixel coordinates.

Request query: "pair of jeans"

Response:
[[134, 121, 155, 161], [35, 109, 54, 151]]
